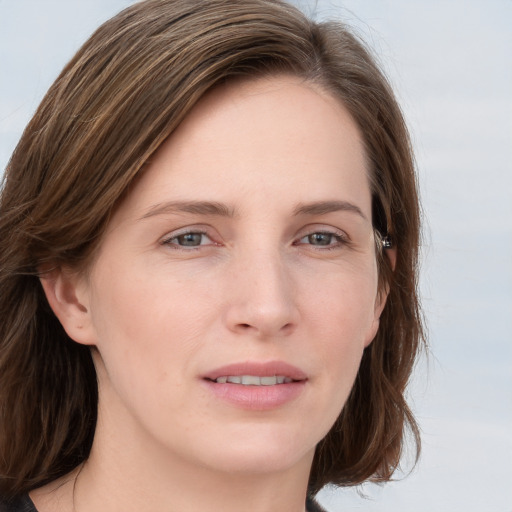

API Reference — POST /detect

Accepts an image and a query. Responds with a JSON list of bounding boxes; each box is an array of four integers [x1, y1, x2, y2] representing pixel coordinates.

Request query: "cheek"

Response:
[[88, 267, 174, 393], [303, 260, 379, 343], [312, 296, 369, 390], [301, 264, 378, 410], [87, 260, 219, 395]]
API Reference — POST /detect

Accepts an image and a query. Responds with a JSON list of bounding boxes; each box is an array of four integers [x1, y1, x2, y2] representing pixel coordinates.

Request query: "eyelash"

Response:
[[161, 229, 214, 250], [294, 230, 349, 250], [160, 228, 349, 251]]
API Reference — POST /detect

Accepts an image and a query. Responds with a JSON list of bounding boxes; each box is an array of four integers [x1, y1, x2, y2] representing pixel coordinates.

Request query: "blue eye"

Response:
[[304, 233, 334, 246], [298, 231, 346, 248], [164, 231, 212, 248]]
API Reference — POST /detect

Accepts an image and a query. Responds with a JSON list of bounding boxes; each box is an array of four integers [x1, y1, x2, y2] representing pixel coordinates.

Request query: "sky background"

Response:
[[1, 1, 511, 511]]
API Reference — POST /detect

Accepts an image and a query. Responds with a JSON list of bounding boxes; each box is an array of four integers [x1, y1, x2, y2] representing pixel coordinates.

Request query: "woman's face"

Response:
[[73, 76, 385, 476]]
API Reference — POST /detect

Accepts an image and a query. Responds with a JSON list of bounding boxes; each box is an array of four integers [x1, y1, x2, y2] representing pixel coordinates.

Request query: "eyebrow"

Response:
[[139, 200, 236, 220], [293, 200, 368, 221], [139, 199, 367, 221]]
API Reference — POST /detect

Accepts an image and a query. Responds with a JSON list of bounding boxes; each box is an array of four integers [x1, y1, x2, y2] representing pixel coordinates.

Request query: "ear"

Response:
[[364, 245, 397, 347], [39, 266, 96, 346]]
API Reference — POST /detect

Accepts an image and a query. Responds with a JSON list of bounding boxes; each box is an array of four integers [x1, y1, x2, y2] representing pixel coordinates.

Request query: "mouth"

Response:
[[203, 360, 307, 384], [208, 375, 295, 385], [202, 361, 307, 410]]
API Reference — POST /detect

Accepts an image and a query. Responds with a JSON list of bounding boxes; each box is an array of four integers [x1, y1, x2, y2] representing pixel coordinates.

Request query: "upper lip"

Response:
[[203, 361, 307, 381]]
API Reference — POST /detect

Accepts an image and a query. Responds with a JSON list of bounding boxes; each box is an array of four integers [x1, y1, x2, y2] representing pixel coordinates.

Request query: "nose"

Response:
[[223, 248, 299, 339]]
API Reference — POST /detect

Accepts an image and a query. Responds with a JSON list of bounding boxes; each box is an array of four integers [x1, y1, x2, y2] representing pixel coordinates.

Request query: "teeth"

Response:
[[215, 375, 293, 385], [242, 375, 261, 385]]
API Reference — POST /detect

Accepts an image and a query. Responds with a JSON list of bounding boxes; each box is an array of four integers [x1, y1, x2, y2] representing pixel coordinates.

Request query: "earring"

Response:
[[381, 236, 392, 249]]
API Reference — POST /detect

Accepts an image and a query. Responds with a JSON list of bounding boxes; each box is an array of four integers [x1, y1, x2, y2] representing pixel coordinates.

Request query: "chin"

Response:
[[211, 446, 313, 476], [189, 422, 319, 476]]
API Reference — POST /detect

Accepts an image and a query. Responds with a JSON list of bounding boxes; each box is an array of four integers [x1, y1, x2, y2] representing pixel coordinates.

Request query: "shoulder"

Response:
[[0, 495, 38, 512]]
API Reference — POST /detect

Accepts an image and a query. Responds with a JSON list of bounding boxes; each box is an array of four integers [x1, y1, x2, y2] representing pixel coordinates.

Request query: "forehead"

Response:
[[117, 75, 371, 220]]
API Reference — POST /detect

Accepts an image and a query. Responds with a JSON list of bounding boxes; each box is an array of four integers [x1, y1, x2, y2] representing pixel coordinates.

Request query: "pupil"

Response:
[[309, 233, 331, 246], [179, 233, 202, 246]]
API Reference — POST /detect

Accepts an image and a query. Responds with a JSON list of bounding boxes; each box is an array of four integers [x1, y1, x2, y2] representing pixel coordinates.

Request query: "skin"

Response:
[[37, 75, 389, 512]]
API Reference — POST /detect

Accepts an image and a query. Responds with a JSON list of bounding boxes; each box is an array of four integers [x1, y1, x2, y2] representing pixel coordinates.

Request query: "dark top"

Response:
[[0, 495, 36, 512], [307, 496, 328, 512], [0, 494, 327, 511]]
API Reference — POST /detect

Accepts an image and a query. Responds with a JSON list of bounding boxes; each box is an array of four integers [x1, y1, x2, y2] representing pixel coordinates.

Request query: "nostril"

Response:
[[281, 323, 294, 333], [236, 322, 295, 335]]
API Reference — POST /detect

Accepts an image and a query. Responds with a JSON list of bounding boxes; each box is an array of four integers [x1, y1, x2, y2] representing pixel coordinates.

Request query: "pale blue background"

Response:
[[1, 1, 511, 510]]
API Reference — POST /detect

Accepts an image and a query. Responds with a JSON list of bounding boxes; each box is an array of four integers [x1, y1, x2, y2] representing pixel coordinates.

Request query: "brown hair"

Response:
[[0, 0, 424, 498]]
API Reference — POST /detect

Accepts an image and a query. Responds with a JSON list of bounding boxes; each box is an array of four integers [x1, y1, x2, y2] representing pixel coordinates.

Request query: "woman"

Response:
[[0, 1, 424, 511]]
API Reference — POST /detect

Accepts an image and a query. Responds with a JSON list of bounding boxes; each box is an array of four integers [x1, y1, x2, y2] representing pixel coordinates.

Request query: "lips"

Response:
[[202, 361, 307, 410], [214, 375, 293, 385], [203, 361, 307, 382]]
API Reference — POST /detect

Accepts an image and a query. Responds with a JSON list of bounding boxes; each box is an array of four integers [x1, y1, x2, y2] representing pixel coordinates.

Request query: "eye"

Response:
[[302, 233, 335, 246], [295, 230, 348, 249], [162, 230, 214, 249]]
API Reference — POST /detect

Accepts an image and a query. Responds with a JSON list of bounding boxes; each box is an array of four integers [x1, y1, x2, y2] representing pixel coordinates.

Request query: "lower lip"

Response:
[[202, 380, 306, 410]]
